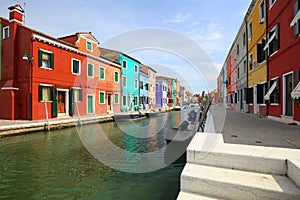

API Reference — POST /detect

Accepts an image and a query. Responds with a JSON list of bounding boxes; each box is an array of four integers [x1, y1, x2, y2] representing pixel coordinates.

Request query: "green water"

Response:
[[0, 112, 184, 200]]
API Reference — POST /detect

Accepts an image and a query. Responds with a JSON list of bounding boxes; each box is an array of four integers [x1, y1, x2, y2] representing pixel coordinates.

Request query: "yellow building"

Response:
[[247, 0, 267, 116]]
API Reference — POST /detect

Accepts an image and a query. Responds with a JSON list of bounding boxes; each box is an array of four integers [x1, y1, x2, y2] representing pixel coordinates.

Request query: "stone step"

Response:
[[181, 163, 300, 200], [186, 133, 300, 175], [177, 191, 221, 200]]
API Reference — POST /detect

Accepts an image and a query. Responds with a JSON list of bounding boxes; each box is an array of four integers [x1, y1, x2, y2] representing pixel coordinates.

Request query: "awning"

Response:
[[291, 81, 300, 99], [264, 81, 277, 100], [290, 10, 300, 27]]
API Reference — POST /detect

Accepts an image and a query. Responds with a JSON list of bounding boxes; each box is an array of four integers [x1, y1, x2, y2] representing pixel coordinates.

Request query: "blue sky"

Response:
[[0, 0, 251, 93]]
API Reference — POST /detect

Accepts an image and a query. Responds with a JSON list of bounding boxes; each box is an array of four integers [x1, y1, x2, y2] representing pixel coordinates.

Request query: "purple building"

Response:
[[156, 80, 168, 108]]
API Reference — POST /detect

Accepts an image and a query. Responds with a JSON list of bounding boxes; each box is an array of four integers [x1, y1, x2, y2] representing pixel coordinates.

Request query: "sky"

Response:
[[0, 0, 251, 93]]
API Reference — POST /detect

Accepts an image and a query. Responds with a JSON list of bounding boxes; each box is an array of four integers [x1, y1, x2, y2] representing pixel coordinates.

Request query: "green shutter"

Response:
[[50, 53, 54, 69], [114, 72, 118, 82], [100, 93, 104, 104], [38, 50, 42, 67], [38, 85, 43, 101], [51, 87, 58, 117], [69, 89, 74, 116], [79, 89, 82, 102]]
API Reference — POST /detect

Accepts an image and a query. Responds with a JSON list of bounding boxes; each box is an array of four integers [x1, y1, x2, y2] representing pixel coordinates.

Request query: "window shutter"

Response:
[[38, 50, 43, 67], [275, 24, 280, 50], [69, 89, 74, 116], [276, 78, 280, 104], [257, 43, 263, 63], [38, 85, 43, 101], [246, 88, 251, 104], [51, 87, 58, 117], [50, 53, 54, 69], [79, 89, 83, 102]]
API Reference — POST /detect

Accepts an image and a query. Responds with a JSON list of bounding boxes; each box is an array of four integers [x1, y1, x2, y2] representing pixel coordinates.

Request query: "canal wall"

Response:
[[0, 107, 175, 137]]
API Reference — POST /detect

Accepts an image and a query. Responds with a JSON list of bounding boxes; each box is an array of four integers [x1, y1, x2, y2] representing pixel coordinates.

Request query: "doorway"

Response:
[[284, 73, 293, 117], [107, 93, 112, 112], [58, 91, 66, 114]]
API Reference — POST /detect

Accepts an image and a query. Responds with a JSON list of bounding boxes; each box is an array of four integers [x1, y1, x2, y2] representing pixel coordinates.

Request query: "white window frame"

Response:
[[87, 63, 94, 78], [39, 84, 53, 102], [40, 49, 53, 70], [122, 60, 127, 69], [71, 58, 81, 75], [114, 71, 119, 83], [134, 65, 138, 73], [122, 75, 127, 88], [114, 93, 120, 104], [282, 71, 294, 116], [99, 67, 105, 80], [264, 25, 279, 57], [72, 87, 82, 102], [122, 94, 127, 106], [3, 26, 9, 39], [86, 41, 93, 51], [86, 94, 95, 114], [99, 91, 106, 104], [134, 79, 138, 89], [259, 0, 265, 24], [269, 0, 277, 10]]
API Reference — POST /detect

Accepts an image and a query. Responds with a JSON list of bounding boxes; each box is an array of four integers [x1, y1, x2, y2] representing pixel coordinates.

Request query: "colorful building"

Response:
[[226, 46, 238, 110], [246, 0, 268, 117], [0, 5, 122, 120], [100, 48, 141, 112], [148, 66, 157, 109], [139, 64, 149, 110], [265, 0, 300, 123], [155, 80, 168, 108]]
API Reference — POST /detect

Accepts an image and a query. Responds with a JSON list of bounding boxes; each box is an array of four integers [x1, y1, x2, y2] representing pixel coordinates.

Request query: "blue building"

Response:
[[100, 48, 141, 112]]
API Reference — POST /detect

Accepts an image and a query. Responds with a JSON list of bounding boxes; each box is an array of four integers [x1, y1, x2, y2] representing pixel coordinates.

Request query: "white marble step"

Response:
[[177, 191, 221, 200], [181, 163, 300, 200], [186, 133, 300, 175]]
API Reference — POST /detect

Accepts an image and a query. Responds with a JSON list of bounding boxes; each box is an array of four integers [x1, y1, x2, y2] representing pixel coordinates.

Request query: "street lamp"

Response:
[[22, 51, 33, 65]]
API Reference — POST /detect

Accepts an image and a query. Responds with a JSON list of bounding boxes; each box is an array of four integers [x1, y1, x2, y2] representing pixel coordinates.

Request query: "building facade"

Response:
[[148, 66, 157, 109], [265, 0, 300, 123], [139, 64, 149, 110], [155, 80, 168, 108]]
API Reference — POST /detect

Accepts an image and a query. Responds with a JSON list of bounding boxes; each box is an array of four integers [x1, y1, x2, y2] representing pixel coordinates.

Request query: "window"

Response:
[[156, 84, 159, 91], [257, 38, 266, 63], [73, 89, 82, 102], [243, 60, 247, 74], [259, 0, 265, 23], [122, 60, 127, 68], [249, 22, 253, 40], [249, 54, 253, 70], [265, 24, 280, 56], [140, 81, 144, 89], [39, 85, 52, 102], [237, 67, 240, 79], [292, 0, 300, 36], [246, 88, 253, 104], [122, 95, 127, 106], [237, 44, 239, 55], [122, 76, 127, 87], [3, 26, 9, 39], [257, 83, 267, 104], [243, 32, 246, 46], [134, 79, 138, 89], [133, 96, 138, 105], [72, 59, 81, 75], [145, 83, 149, 91], [86, 41, 92, 51], [270, 78, 280, 104], [114, 94, 119, 104], [88, 63, 94, 77], [114, 72, 119, 82], [269, 0, 276, 8], [99, 92, 105, 104], [100, 67, 105, 80], [134, 65, 138, 72], [38, 50, 54, 69]]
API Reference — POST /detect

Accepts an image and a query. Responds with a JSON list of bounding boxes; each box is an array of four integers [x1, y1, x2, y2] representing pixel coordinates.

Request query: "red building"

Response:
[[265, 0, 300, 123], [0, 5, 121, 120]]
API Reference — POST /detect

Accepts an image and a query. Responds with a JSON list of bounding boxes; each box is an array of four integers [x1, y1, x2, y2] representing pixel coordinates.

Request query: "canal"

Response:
[[0, 111, 185, 200]]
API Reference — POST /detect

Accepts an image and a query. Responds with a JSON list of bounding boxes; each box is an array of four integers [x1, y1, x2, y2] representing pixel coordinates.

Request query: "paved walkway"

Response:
[[210, 105, 300, 149]]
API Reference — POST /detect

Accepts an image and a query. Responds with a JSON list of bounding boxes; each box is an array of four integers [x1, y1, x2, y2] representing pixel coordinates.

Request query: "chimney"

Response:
[[8, 5, 24, 25]]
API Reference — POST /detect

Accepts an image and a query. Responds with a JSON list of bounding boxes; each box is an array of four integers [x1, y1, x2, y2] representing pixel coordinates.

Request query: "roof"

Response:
[[59, 32, 100, 45], [100, 47, 141, 64]]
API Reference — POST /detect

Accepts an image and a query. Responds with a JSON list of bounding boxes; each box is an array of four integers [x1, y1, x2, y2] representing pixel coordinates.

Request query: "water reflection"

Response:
[[0, 111, 184, 200]]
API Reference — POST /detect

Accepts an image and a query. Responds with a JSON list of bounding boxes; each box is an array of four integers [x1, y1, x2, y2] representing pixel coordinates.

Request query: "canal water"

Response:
[[0, 111, 184, 200]]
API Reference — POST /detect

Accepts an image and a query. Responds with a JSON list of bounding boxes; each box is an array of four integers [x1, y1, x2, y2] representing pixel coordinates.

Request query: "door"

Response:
[[58, 91, 65, 113], [285, 74, 293, 117], [87, 95, 94, 114], [107, 93, 112, 111], [240, 89, 243, 110]]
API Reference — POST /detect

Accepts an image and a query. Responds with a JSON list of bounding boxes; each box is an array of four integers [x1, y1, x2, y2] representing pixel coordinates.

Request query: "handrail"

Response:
[[44, 100, 50, 131]]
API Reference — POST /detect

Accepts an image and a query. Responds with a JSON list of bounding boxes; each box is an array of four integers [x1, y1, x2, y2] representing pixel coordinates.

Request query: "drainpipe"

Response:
[[265, 0, 269, 117], [245, 18, 249, 113]]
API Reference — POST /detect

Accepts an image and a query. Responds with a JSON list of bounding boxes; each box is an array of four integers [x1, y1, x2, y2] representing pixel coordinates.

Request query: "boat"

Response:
[[173, 106, 182, 111], [112, 113, 146, 122]]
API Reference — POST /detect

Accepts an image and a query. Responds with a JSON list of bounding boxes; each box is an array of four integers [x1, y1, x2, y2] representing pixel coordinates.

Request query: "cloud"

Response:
[[163, 12, 193, 24]]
